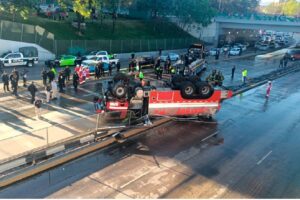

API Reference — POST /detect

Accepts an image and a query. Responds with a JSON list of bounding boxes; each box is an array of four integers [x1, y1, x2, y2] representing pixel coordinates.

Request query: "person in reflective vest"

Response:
[[139, 71, 144, 81], [242, 69, 248, 84]]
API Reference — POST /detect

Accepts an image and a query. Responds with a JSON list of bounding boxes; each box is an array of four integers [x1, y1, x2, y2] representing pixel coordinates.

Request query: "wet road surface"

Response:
[[1, 70, 300, 198]]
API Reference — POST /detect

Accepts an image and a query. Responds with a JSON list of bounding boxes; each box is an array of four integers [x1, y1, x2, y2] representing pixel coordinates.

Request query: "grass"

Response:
[[0, 11, 194, 40]]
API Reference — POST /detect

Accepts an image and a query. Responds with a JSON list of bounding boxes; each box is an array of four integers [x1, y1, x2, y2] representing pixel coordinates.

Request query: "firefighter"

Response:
[[215, 71, 224, 86]]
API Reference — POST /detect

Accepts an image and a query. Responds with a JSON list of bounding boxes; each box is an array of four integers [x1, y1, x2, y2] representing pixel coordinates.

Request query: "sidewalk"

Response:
[[0, 49, 288, 162]]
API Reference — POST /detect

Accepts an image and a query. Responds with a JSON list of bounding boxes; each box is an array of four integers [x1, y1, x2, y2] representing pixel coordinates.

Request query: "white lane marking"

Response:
[[119, 171, 151, 189], [257, 151, 273, 165], [201, 131, 219, 142]]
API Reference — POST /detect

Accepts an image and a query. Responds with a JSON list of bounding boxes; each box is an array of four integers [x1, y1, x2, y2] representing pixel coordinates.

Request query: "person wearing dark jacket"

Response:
[[95, 63, 101, 79], [21, 68, 29, 87], [116, 61, 121, 72], [58, 72, 65, 93], [1, 71, 9, 92], [42, 68, 48, 87], [47, 70, 55, 83], [108, 63, 112, 76], [64, 66, 71, 81], [72, 72, 79, 92], [11, 73, 18, 96], [12, 68, 19, 84], [28, 82, 38, 103]]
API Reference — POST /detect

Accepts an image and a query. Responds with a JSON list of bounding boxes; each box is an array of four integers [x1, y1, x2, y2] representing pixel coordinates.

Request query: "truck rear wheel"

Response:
[[180, 81, 195, 99], [27, 61, 34, 67], [113, 83, 127, 99], [196, 82, 214, 99]]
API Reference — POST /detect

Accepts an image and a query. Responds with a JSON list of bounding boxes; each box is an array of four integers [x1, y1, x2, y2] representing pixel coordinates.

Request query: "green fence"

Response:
[[0, 20, 198, 56], [55, 38, 198, 55]]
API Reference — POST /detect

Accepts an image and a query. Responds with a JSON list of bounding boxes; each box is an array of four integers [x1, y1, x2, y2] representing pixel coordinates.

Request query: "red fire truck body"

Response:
[[105, 89, 233, 119]]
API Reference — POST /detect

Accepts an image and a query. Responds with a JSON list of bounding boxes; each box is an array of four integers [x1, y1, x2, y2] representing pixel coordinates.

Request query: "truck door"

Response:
[[13, 53, 25, 66], [3, 54, 14, 67]]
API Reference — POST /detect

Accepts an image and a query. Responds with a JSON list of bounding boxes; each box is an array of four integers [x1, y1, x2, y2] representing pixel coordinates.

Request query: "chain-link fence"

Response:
[[55, 37, 198, 56], [0, 20, 198, 56], [0, 20, 55, 52]]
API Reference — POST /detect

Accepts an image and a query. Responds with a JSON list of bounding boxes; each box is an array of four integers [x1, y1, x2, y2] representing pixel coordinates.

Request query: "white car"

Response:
[[209, 48, 222, 56], [82, 56, 110, 72], [85, 51, 117, 60], [160, 53, 180, 62], [229, 48, 241, 56], [257, 44, 269, 51], [221, 45, 231, 52]]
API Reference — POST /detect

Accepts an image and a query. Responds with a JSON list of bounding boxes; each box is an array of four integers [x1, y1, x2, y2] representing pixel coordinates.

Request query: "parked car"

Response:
[[209, 48, 222, 56], [85, 51, 116, 60], [0, 47, 38, 68], [82, 55, 110, 72], [229, 48, 241, 56], [45, 55, 79, 68], [234, 43, 247, 51], [286, 49, 300, 61], [135, 56, 155, 68], [160, 53, 180, 62], [221, 45, 231, 52], [257, 44, 270, 51]]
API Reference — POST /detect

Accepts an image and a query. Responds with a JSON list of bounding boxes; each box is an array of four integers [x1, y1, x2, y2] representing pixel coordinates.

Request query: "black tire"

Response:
[[113, 83, 127, 99], [196, 82, 214, 99], [27, 61, 34, 68], [180, 82, 196, 99], [113, 73, 129, 83]]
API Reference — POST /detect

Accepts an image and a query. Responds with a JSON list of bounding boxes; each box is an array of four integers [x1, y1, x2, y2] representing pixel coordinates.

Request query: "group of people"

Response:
[[1, 68, 30, 96], [206, 69, 225, 86]]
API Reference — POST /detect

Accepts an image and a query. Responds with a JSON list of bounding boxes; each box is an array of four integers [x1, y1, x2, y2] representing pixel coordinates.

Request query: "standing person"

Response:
[[45, 84, 51, 103], [266, 81, 272, 99], [34, 97, 43, 119], [95, 62, 101, 79], [21, 68, 29, 87], [11, 73, 18, 96], [279, 58, 284, 69], [51, 80, 58, 100], [42, 68, 48, 87], [58, 72, 65, 93], [28, 82, 38, 104], [116, 61, 121, 72], [139, 70, 144, 82], [2, 71, 10, 92], [64, 66, 71, 82], [82, 67, 87, 82], [242, 69, 248, 84], [108, 63, 112, 76], [72, 72, 79, 93], [47, 69, 55, 83], [231, 65, 236, 80], [100, 61, 104, 77], [12, 68, 19, 85]]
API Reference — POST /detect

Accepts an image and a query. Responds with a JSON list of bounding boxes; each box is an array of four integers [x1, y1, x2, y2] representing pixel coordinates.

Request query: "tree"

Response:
[[58, 0, 100, 34], [103, 0, 133, 33], [282, 0, 300, 16], [0, 0, 34, 21], [211, 0, 259, 14], [174, 0, 216, 28]]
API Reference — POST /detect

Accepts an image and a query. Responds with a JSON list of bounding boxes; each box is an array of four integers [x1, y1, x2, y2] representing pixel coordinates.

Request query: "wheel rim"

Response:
[[185, 87, 193, 95], [201, 86, 210, 95]]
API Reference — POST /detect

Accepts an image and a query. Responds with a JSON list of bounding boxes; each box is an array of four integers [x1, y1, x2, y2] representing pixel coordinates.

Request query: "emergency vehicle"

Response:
[[96, 73, 233, 120]]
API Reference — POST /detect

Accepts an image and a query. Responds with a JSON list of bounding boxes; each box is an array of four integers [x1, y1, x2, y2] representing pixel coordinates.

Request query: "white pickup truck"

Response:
[[0, 47, 39, 67], [84, 51, 119, 65]]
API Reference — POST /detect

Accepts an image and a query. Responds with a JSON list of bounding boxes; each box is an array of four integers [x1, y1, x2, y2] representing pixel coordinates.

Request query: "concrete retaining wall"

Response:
[[0, 39, 55, 61]]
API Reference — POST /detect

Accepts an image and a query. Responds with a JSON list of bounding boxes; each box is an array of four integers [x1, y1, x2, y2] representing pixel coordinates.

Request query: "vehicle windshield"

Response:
[[97, 51, 107, 56]]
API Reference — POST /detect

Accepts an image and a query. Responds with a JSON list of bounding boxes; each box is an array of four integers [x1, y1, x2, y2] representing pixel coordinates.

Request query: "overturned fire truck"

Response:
[[96, 73, 233, 120]]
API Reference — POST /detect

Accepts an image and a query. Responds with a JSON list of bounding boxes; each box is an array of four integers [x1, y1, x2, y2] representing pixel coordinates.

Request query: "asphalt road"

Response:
[[1, 69, 300, 198]]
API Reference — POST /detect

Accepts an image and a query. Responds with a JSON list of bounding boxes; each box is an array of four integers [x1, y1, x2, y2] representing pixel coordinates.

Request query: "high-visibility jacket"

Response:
[[242, 70, 248, 77], [139, 72, 144, 79], [51, 67, 57, 75]]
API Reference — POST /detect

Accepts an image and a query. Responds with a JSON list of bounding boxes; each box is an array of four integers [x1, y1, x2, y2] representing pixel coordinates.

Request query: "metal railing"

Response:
[[0, 110, 144, 163]]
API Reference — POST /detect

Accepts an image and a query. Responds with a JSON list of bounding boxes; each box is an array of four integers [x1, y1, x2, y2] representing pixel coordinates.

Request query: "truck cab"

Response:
[[0, 52, 26, 67]]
